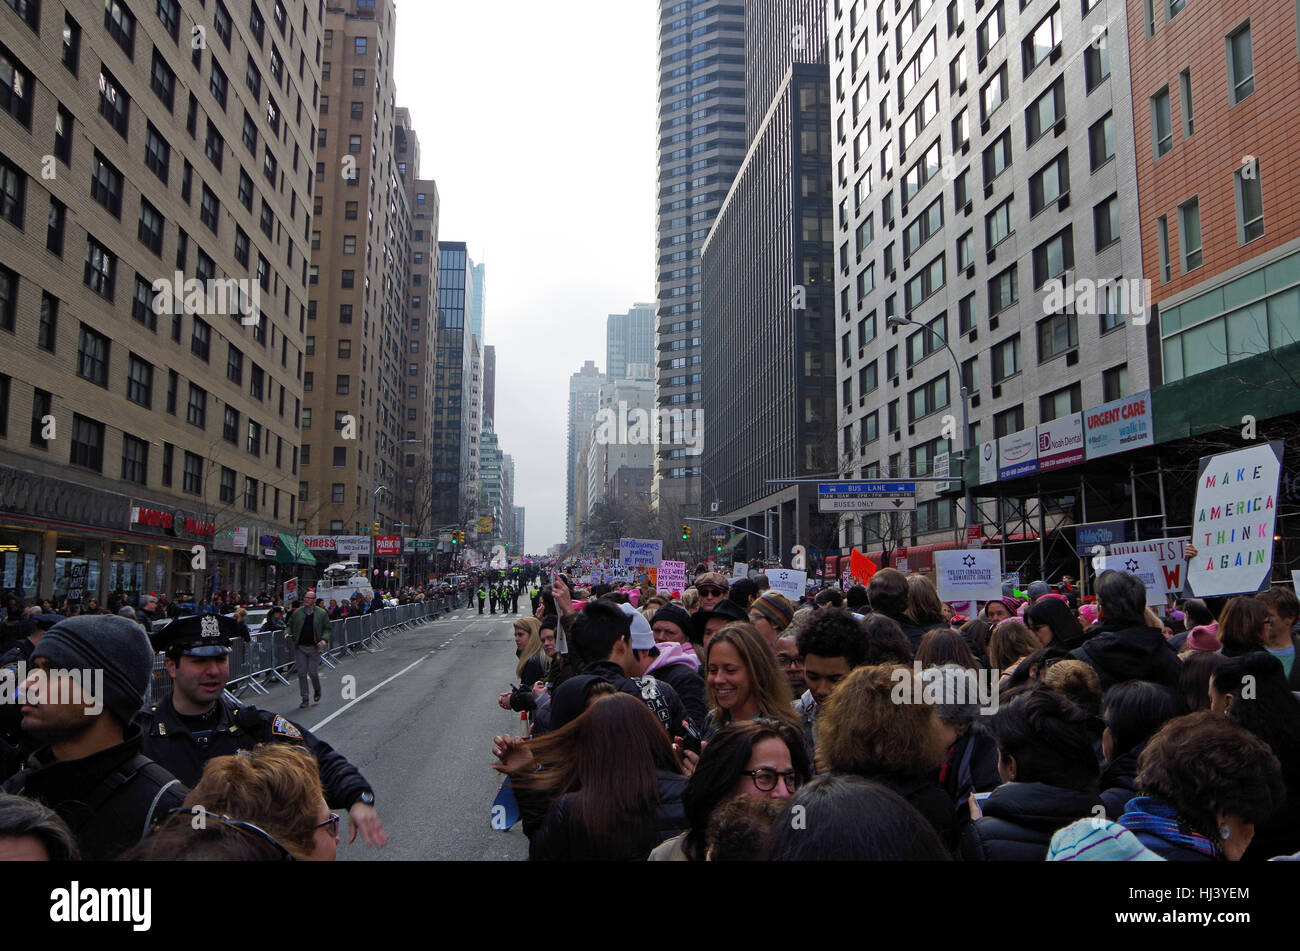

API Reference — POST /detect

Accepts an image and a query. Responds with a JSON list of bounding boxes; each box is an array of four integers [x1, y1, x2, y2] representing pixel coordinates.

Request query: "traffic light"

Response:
[[681, 524, 691, 540], [372, 521, 380, 536], [451, 531, 459, 546]]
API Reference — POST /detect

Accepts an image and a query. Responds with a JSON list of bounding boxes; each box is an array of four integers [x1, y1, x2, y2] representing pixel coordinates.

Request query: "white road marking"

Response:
[[309, 625, 474, 731]]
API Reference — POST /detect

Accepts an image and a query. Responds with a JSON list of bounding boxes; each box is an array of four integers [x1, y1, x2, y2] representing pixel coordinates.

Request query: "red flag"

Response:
[[850, 549, 878, 585]]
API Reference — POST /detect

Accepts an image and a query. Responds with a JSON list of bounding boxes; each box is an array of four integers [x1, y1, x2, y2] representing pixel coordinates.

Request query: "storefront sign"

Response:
[[1076, 521, 1128, 551], [1084, 391, 1154, 460], [1037, 414, 1086, 472], [375, 536, 403, 556], [231, 527, 249, 549], [979, 440, 998, 486], [129, 505, 216, 539], [302, 536, 337, 552], [999, 429, 1039, 480], [335, 536, 371, 557]]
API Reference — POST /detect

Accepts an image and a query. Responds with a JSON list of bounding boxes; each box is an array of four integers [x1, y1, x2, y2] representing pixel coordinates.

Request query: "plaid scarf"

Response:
[[1118, 796, 1222, 859]]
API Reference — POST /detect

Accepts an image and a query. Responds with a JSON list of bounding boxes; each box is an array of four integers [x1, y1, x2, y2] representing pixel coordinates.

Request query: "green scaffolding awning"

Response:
[[276, 535, 317, 567]]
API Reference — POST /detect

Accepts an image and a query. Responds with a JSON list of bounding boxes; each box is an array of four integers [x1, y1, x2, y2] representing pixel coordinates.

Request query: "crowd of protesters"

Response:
[[489, 554, 1300, 862]]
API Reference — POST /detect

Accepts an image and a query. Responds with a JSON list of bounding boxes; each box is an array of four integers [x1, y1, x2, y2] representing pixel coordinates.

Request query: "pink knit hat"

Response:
[[1185, 622, 1221, 653]]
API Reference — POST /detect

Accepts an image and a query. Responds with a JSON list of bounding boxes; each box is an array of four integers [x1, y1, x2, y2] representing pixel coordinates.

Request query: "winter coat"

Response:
[[878, 773, 958, 850], [960, 782, 1103, 861], [1070, 622, 1183, 690], [645, 643, 708, 733], [938, 726, 1001, 807], [1099, 743, 1145, 820], [530, 769, 687, 861], [900, 619, 950, 654]]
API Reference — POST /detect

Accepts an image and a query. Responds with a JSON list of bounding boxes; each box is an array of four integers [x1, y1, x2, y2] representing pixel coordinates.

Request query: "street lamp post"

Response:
[[886, 316, 975, 545]]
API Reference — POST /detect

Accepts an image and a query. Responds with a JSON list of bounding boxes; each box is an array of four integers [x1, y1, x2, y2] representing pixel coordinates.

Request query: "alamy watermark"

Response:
[[1042, 276, 1151, 325], [891, 662, 999, 716], [1, 664, 104, 716], [151, 271, 261, 325], [591, 403, 702, 454]]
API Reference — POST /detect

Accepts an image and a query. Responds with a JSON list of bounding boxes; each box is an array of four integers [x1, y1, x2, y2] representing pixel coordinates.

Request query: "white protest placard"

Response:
[[658, 560, 687, 593], [619, 538, 663, 568], [766, 568, 808, 604], [732, 562, 748, 581], [1293, 570, 1300, 591], [1186, 442, 1283, 598], [1098, 552, 1163, 607], [935, 550, 1003, 602], [1109, 538, 1190, 599]]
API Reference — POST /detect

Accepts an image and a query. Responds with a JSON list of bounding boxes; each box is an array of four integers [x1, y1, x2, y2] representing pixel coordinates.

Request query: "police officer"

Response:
[[477, 584, 486, 615], [137, 615, 388, 849]]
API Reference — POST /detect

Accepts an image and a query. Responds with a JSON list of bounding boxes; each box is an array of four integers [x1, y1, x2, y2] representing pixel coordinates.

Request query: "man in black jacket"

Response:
[[549, 600, 688, 735], [2, 615, 187, 860], [1071, 570, 1181, 690], [137, 615, 387, 850]]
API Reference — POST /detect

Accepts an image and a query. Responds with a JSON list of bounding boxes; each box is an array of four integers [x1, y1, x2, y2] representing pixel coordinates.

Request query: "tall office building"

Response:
[[303, 0, 411, 544], [478, 423, 502, 545], [653, 0, 748, 522], [586, 371, 656, 518], [467, 332, 482, 538], [432, 242, 474, 530], [501, 452, 515, 547], [606, 302, 654, 381], [827, 0, 1148, 553], [566, 360, 604, 543], [395, 108, 439, 541], [469, 258, 486, 344], [482, 344, 496, 427], [701, 0, 834, 561], [512, 506, 526, 554], [0, 0, 322, 603]]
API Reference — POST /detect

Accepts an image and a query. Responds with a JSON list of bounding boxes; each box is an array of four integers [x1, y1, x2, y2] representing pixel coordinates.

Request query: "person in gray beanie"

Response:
[[1, 615, 187, 860]]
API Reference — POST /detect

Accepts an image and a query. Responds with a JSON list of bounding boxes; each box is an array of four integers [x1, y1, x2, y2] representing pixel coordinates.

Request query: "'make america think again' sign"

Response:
[[1187, 442, 1283, 599]]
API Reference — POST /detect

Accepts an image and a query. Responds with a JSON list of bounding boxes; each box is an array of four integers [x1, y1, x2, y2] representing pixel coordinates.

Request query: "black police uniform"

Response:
[[2, 726, 187, 861], [136, 615, 376, 812]]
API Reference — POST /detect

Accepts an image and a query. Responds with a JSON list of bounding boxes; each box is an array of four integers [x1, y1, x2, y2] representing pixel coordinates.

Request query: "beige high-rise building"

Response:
[[395, 106, 439, 548], [300, 0, 410, 547], [0, 0, 323, 603]]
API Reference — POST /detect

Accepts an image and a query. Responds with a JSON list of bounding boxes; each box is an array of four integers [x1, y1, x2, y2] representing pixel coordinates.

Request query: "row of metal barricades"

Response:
[[144, 595, 462, 707]]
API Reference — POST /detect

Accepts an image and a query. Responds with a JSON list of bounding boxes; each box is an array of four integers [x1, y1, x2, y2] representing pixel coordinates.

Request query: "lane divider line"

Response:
[[309, 625, 474, 731]]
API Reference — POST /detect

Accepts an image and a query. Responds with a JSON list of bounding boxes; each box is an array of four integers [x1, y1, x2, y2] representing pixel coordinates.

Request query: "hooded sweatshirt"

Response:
[[645, 642, 708, 733]]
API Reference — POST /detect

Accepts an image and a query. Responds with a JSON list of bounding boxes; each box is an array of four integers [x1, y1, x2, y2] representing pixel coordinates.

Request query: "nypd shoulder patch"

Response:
[[271, 715, 303, 740]]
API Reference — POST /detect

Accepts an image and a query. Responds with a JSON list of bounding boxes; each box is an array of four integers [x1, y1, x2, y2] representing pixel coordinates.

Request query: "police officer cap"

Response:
[[33, 613, 66, 631], [150, 614, 249, 657]]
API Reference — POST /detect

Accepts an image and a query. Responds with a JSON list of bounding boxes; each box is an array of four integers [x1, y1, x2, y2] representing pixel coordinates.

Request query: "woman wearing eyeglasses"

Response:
[[649, 719, 811, 861]]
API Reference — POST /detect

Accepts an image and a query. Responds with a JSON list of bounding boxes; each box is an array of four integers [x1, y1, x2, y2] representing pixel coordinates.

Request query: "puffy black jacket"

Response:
[[647, 660, 708, 734], [1071, 623, 1183, 690], [1100, 744, 1144, 820], [960, 782, 1103, 861], [530, 770, 687, 861], [939, 727, 1002, 806]]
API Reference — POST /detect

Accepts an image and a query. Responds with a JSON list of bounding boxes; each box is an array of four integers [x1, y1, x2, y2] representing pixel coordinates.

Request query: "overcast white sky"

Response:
[[394, 1, 659, 554]]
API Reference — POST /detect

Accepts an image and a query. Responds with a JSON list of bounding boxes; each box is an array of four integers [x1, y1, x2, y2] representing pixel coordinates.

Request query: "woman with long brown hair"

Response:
[[492, 692, 686, 861], [702, 622, 799, 740]]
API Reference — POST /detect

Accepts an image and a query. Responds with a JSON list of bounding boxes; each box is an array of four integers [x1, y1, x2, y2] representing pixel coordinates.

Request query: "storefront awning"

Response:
[[275, 535, 317, 567]]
